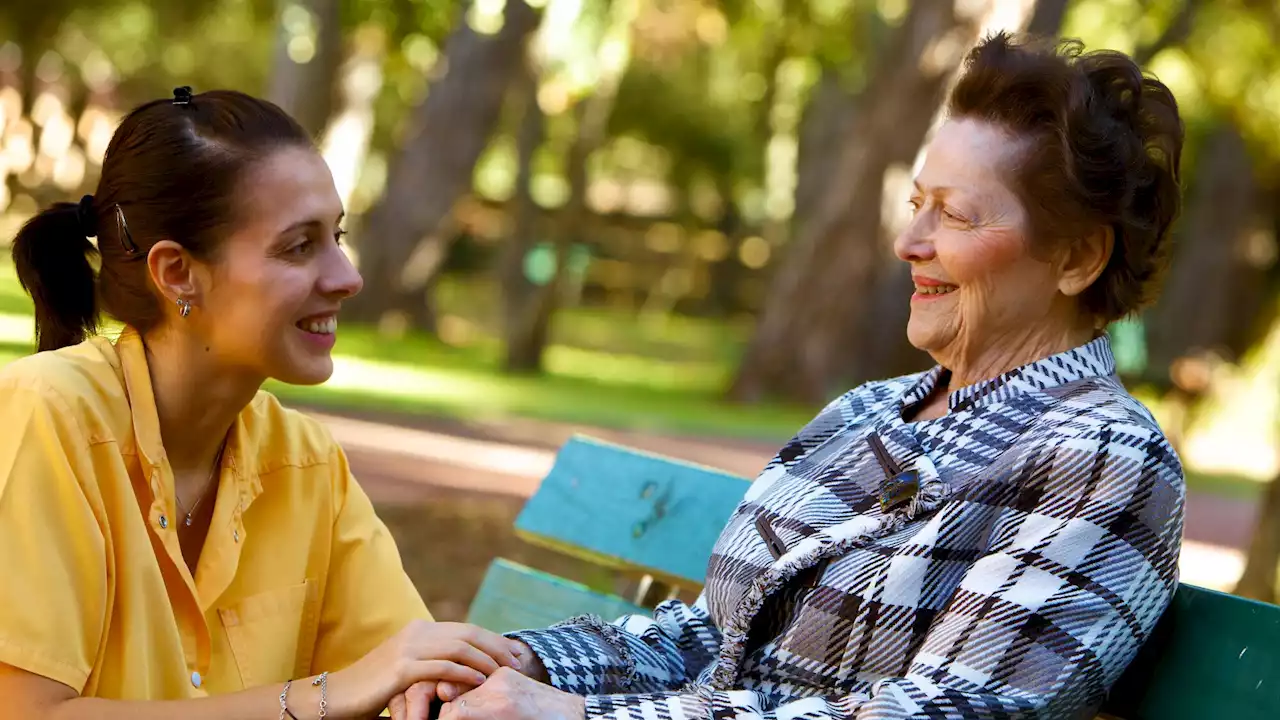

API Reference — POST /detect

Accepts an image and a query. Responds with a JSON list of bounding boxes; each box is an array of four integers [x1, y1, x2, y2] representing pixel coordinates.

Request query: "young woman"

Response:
[[0, 88, 518, 719]]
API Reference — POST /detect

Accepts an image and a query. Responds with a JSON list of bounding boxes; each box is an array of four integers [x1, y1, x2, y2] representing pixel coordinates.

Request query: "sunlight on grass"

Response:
[[543, 344, 729, 391], [326, 355, 519, 405], [266, 352, 812, 440], [0, 313, 33, 345], [1175, 312, 1280, 482], [0, 262, 31, 316]]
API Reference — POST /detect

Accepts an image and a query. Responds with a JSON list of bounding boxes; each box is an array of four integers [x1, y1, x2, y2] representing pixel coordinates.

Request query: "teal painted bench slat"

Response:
[[466, 558, 647, 634], [1100, 583, 1280, 719], [469, 435, 1280, 719], [513, 436, 749, 586]]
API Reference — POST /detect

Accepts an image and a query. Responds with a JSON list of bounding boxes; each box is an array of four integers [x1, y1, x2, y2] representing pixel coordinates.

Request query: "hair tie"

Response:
[[172, 86, 194, 106], [75, 194, 97, 238]]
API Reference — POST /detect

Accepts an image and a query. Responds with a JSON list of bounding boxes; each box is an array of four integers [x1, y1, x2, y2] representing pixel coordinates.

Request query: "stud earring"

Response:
[[178, 298, 192, 318]]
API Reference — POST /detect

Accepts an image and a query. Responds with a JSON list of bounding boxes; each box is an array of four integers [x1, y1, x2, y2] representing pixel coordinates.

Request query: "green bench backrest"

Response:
[[1101, 583, 1280, 719], [512, 436, 750, 586], [469, 436, 1280, 719], [467, 558, 647, 634]]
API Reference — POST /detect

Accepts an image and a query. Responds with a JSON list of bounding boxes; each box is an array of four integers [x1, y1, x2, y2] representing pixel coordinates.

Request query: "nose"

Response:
[[320, 243, 364, 299], [893, 214, 937, 264]]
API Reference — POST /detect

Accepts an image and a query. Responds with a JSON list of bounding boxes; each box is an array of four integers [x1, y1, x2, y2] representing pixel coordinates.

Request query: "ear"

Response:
[[146, 240, 201, 308], [1058, 225, 1114, 298]]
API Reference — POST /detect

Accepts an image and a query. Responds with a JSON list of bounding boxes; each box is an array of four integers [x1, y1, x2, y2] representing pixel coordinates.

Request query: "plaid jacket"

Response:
[[512, 337, 1185, 719]]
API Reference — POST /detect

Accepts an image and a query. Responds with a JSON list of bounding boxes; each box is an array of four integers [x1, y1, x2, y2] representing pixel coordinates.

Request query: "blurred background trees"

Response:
[[3, 0, 1280, 599]]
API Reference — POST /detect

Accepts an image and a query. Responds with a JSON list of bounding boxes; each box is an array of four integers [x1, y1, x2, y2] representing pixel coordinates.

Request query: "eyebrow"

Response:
[[913, 180, 953, 195], [912, 180, 997, 207], [279, 211, 346, 237]]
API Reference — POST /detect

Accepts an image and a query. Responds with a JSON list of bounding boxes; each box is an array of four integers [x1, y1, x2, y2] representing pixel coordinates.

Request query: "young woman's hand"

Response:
[[325, 621, 524, 719]]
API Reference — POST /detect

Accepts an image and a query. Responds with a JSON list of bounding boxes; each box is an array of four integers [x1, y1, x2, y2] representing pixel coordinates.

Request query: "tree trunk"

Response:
[[346, 0, 541, 329], [500, 89, 613, 372], [1235, 470, 1280, 603], [500, 67, 549, 372], [700, 174, 746, 317], [1230, 184, 1280, 603], [790, 65, 856, 241], [267, 0, 343, 137], [1145, 122, 1260, 377], [1026, 0, 1071, 37], [728, 1, 994, 404], [497, 0, 636, 372]]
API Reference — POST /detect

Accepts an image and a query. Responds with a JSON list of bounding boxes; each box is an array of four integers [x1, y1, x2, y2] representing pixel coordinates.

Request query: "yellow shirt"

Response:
[[0, 329, 432, 699]]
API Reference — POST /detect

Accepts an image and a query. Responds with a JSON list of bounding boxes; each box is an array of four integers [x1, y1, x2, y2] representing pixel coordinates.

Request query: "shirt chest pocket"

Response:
[[218, 580, 319, 687]]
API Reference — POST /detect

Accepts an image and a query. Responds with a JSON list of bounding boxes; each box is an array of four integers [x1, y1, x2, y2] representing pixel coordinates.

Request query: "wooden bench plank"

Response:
[[514, 436, 750, 586], [1101, 583, 1280, 719], [466, 559, 647, 634]]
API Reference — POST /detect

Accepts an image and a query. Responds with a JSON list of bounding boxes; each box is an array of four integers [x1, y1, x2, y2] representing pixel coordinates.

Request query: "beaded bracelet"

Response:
[[312, 671, 329, 718], [278, 680, 299, 720]]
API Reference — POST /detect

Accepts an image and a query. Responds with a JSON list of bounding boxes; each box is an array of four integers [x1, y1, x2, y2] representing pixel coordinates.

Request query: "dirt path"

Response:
[[298, 404, 1261, 601]]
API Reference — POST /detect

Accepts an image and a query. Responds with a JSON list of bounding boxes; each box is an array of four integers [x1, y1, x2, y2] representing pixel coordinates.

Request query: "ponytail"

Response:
[[10, 199, 100, 352]]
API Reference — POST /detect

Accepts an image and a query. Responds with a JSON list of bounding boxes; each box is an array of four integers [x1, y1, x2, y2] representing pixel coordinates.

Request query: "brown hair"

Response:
[[947, 31, 1184, 323], [11, 89, 312, 352]]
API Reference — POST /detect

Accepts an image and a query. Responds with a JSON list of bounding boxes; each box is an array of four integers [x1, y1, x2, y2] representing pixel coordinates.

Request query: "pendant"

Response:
[[184, 514, 194, 527]]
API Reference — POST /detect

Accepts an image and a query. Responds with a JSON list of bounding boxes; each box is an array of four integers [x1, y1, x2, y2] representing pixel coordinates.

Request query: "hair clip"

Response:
[[115, 205, 140, 254], [172, 86, 194, 106]]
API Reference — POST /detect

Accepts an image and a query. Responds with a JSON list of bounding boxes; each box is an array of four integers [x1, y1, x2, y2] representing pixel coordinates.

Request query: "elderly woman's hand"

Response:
[[432, 639, 546, 704], [438, 667, 586, 720]]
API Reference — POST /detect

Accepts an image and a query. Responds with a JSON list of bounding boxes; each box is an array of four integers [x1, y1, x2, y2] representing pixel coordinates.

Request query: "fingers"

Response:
[[438, 695, 480, 720], [405, 681, 436, 720], [387, 682, 437, 720], [388, 693, 407, 720], [443, 624, 524, 671], [436, 681, 462, 702], [432, 640, 502, 676], [404, 660, 488, 688]]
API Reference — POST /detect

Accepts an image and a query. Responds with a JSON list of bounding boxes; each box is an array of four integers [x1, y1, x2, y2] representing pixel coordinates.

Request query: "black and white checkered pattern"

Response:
[[512, 337, 1185, 719]]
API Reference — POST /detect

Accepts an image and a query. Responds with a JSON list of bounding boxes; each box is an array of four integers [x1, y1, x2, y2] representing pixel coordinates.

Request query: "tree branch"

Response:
[[1134, 0, 1202, 66]]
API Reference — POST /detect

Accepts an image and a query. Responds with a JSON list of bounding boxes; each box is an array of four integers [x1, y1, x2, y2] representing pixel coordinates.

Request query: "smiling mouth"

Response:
[[297, 316, 337, 334], [914, 284, 957, 296]]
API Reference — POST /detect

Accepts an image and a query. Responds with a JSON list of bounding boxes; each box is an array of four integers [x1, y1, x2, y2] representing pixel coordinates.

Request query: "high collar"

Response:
[[901, 334, 1117, 415]]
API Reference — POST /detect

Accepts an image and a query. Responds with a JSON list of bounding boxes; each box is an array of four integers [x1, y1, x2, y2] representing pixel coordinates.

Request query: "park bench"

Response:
[[466, 436, 1280, 720]]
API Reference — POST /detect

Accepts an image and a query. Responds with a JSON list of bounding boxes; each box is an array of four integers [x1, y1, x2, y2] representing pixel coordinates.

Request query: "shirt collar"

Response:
[[115, 327, 165, 476], [901, 335, 1117, 414], [114, 328, 262, 501]]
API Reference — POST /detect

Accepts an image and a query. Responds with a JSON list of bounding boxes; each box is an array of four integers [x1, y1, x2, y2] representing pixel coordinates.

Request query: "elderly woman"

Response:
[[437, 32, 1186, 720]]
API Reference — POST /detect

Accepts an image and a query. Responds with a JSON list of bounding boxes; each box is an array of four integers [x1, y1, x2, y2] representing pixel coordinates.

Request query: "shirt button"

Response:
[[190, 670, 202, 688], [158, 515, 169, 530]]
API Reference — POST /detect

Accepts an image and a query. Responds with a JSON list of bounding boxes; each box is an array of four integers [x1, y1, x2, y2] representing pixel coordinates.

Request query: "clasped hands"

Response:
[[385, 627, 585, 720]]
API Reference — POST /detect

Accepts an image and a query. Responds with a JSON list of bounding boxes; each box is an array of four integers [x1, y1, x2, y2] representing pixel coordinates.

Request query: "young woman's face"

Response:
[[196, 146, 362, 385]]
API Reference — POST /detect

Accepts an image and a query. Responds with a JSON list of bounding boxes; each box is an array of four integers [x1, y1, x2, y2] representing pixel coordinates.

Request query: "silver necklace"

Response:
[[176, 443, 225, 528]]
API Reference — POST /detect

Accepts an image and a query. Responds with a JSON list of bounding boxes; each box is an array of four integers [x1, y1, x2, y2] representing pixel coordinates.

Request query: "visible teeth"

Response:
[[300, 317, 337, 334], [916, 285, 957, 295]]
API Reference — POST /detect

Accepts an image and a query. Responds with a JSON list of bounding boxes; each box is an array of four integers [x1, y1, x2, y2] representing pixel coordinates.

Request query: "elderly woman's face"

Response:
[[895, 118, 1068, 362]]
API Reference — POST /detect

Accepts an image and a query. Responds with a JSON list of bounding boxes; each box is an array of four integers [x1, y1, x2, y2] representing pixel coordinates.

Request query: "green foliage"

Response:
[[610, 63, 747, 181], [1064, 0, 1280, 167]]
